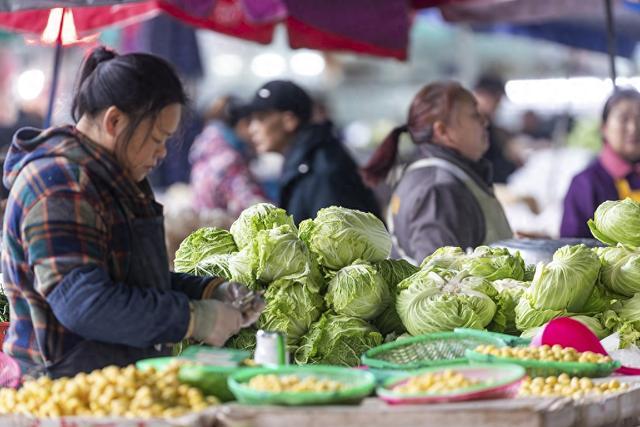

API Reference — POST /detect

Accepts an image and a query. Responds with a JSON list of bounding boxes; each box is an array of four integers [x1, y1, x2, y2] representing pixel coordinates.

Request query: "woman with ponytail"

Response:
[[1, 47, 262, 377], [362, 81, 512, 264]]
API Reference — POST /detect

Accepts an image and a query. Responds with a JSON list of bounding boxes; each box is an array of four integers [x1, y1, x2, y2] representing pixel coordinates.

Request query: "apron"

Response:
[[615, 179, 640, 202], [388, 157, 513, 264], [44, 205, 173, 378]]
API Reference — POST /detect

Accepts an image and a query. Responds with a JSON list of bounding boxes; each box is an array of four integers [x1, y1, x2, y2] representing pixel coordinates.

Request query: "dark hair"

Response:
[[72, 46, 187, 163], [361, 81, 474, 187], [601, 88, 640, 123], [474, 74, 505, 97], [204, 95, 250, 127]]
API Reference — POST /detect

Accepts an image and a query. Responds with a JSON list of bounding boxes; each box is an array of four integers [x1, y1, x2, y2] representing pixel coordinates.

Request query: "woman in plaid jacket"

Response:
[[1, 47, 262, 377]]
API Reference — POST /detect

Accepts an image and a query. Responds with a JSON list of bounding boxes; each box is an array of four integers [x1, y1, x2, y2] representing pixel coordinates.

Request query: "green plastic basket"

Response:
[[361, 332, 507, 370], [136, 357, 244, 402], [465, 350, 621, 378], [228, 365, 376, 406]]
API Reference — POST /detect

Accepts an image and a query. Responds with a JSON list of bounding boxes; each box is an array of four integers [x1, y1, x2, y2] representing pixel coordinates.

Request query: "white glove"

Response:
[[211, 281, 265, 327], [212, 281, 252, 304], [189, 299, 243, 347], [240, 294, 265, 327]]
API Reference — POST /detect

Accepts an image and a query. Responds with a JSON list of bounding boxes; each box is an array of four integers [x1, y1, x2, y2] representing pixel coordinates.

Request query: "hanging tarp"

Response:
[[0, 0, 146, 12], [440, 0, 640, 57]]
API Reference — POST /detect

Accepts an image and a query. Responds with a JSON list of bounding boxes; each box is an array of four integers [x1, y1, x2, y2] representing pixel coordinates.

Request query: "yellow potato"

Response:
[[393, 370, 478, 394], [519, 375, 631, 400], [0, 364, 214, 419], [247, 374, 345, 393]]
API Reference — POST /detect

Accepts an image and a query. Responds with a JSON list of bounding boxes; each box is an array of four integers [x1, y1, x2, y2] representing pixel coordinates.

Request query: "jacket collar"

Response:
[[280, 123, 334, 186], [4, 125, 156, 210], [599, 142, 640, 179], [416, 143, 494, 189]]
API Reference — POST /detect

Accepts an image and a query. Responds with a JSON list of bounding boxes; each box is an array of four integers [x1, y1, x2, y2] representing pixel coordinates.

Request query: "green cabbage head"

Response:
[[588, 198, 640, 246], [227, 328, 257, 352], [257, 278, 325, 346], [326, 263, 390, 320], [514, 294, 568, 331], [456, 246, 526, 281], [601, 310, 640, 348], [373, 304, 406, 337], [374, 259, 419, 290], [527, 245, 600, 312], [488, 279, 529, 334], [294, 312, 383, 366], [174, 227, 237, 274], [229, 225, 322, 290], [613, 293, 640, 329], [298, 207, 391, 271], [523, 264, 536, 281], [191, 254, 232, 279], [230, 203, 296, 249], [371, 259, 417, 336], [396, 270, 496, 336], [228, 247, 261, 290], [420, 246, 466, 270], [250, 225, 319, 285], [580, 282, 616, 314], [596, 244, 640, 297]]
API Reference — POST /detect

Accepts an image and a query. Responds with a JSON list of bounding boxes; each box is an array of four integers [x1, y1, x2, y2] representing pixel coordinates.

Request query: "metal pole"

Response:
[[604, 0, 618, 88], [44, 8, 65, 128]]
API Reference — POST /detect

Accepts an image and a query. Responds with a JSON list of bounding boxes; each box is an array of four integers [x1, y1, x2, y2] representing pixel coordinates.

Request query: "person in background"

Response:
[[0, 108, 44, 222], [1, 47, 263, 377], [247, 80, 380, 223], [147, 101, 203, 190], [361, 81, 513, 264], [473, 74, 518, 184], [521, 110, 551, 140], [561, 89, 640, 238], [190, 96, 268, 217]]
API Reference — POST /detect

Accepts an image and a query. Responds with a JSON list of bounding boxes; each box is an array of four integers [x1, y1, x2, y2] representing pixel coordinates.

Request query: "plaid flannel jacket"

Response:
[[1, 126, 208, 369]]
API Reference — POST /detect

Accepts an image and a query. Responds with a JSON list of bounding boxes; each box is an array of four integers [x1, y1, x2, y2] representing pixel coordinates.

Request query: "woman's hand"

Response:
[[210, 281, 265, 328], [188, 300, 244, 346]]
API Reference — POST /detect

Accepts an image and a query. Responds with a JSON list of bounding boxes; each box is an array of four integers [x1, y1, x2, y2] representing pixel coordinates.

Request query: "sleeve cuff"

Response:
[[201, 277, 226, 299]]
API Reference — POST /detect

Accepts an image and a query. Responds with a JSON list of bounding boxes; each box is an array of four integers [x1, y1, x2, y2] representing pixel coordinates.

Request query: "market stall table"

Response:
[[218, 376, 640, 427]]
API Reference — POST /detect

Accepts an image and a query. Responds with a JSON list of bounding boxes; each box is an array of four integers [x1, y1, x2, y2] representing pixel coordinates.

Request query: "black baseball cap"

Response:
[[247, 80, 313, 123]]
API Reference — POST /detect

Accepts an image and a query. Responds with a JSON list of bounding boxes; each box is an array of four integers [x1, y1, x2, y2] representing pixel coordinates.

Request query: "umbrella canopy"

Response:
[[0, 2, 157, 38], [441, 0, 640, 58], [0, 0, 472, 60], [0, 0, 478, 60], [0, 0, 144, 11]]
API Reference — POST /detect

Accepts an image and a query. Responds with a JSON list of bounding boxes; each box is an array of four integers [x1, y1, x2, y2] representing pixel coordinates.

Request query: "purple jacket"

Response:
[[560, 145, 640, 237]]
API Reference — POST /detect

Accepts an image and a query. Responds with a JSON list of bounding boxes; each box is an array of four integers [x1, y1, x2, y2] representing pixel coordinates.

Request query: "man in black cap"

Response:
[[247, 80, 381, 223]]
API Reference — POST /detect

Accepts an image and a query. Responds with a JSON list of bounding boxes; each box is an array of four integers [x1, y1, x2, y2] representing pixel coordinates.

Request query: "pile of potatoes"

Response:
[[475, 345, 613, 364], [392, 369, 479, 395], [0, 363, 218, 419], [248, 374, 345, 393], [519, 374, 628, 399]]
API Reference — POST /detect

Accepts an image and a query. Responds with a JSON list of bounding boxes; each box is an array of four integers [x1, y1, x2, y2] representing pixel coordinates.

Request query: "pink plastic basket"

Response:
[[377, 363, 525, 405], [0, 352, 21, 388]]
